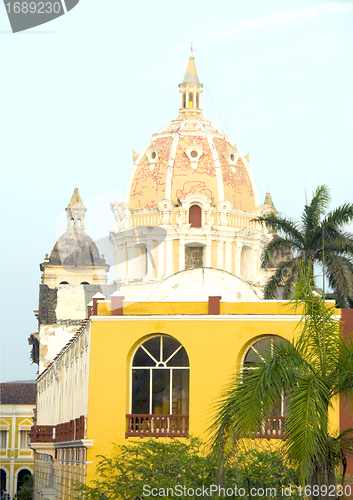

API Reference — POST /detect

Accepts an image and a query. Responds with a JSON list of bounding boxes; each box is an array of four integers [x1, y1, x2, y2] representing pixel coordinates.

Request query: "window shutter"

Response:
[[189, 205, 202, 228]]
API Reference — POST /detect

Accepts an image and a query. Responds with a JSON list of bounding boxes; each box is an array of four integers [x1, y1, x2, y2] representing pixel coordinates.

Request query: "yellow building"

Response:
[[0, 383, 36, 498], [30, 296, 346, 500], [29, 55, 352, 500]]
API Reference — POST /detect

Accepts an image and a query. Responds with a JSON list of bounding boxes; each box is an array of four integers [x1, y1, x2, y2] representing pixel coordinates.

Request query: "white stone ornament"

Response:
[[185, 141, 204, 170]]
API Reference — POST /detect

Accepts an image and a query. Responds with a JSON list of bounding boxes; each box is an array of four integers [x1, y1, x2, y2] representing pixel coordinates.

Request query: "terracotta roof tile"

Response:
[[0, 383, 36, 404]]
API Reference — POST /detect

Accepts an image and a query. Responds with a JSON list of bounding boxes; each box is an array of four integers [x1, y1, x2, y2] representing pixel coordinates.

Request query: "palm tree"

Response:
[[256, 185, 353, 307], [210, 268, 353, 498]]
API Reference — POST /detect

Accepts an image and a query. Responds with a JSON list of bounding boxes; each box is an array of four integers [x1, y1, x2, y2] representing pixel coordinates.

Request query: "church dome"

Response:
[[49, 228, 105, 267], [126, 56, 259, 212]]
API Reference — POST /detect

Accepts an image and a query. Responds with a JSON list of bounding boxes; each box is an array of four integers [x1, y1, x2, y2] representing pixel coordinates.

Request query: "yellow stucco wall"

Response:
[[85, 303, 324, 483]]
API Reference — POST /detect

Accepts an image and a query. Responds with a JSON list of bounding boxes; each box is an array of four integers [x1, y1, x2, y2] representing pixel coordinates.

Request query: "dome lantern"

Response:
[[66, 188, 86, 230], [179, 47, 203, 118]]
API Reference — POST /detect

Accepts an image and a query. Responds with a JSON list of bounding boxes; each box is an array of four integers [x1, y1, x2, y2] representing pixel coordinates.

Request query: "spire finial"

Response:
[[66, 188, 87, 231], [188, 43, 196, 57]]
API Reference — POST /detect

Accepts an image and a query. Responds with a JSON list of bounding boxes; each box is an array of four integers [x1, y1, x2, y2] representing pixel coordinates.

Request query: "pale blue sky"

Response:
[[1, 0, 352, 381]]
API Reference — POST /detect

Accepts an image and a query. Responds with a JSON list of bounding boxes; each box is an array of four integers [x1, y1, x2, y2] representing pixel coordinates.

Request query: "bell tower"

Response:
[[66, 188, 87, 230]]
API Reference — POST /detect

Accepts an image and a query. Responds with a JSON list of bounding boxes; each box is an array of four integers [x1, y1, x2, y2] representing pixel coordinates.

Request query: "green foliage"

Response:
[[210, 266, 353, 489], [18, 474, 33, 500], [226, 449, 300, 500], [76, 437, 217, 499], [77, 439, 300, 500], [254, 185, 353, 306]]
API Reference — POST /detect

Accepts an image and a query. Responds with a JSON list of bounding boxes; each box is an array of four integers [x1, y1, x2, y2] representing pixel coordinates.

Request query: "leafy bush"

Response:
[[77, 438, 299, 499]]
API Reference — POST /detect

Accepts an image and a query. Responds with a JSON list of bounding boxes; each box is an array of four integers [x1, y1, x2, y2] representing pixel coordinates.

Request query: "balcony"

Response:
[[30, 425, 56, 443], [256, 417, 286, 439], [126, 414, 189, 438], [31, 415, 85, 444]]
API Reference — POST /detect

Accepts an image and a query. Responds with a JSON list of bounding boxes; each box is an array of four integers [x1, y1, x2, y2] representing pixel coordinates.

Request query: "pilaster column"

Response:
[[157, 240, 165, 279], [126, 242, 133, 280], [235, 242, 242, 277], [165, 239, 174, 277], [205, 239, 212, 267], [117, 244, 123, 281], [145, 240, 154, 279], [253, 245, 260, 282], [225, 241, 232, 273], [179, 237, 185, 272], [217, 240, 224, 270]]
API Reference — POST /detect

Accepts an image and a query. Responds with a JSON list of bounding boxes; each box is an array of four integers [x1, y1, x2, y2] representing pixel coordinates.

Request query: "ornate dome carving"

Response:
[[126, 57, 259, 212]]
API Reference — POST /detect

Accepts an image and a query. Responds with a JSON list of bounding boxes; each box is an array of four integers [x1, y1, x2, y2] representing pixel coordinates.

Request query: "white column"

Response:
[[253, 245, 260, 282], [179, 238, 185, 272], [165, 239, 174, 277], [145, 240, 154, 279], [235, 242, 242, 277], [157, 239, 165, 279], [126, 242, 133, 280], [115, 245, 121, 281], [217, 240, 224, 270], [225, 241, 232, 273], [205, 239, 212, 267]]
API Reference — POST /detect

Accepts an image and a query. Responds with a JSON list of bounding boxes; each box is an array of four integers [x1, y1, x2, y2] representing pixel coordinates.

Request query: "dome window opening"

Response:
[[230, 154, 235, 162], [190, 150, 198, 159], [189, 205, 202, 228], [59, 281, 69, 285], [185, 246, 204, 269], [151, 152, 156, 160], [196, 93, 199, 109], [183, 93, 186, 108], [189, 93, 193, 108]]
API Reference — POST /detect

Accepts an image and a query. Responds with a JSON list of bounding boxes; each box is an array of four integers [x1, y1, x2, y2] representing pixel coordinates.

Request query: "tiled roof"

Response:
[[0, 383, 36, 404]]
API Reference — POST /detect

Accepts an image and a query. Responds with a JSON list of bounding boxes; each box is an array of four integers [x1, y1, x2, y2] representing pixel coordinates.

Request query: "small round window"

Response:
[[151, 152, 156, 159], [190, 150, 198, 158], [230, 154, 235, 161]]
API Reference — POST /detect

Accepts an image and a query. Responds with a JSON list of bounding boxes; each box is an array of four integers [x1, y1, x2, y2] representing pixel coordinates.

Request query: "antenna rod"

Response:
[[322, 226, 326, 375]]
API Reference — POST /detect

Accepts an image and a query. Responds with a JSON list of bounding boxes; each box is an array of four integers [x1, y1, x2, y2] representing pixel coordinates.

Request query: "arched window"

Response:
[[71, 218, 75, 226], [77, 219, 81, 227], [0, 469, 7, 494], [131, 335, 189, 415], [243, 336, 289, 418], [80, 281, 90, 285], [17, 469, 32, 492], [183, 93, 186, 108], [59, 281, 69, 285], [189, 205, 202, 228]]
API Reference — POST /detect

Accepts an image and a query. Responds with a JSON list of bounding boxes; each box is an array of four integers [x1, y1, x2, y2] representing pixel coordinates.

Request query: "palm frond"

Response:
[[263, 257, 301, 299], [334, 337, 353, 398], [323, 203, 353, 228], [301, 185, 330, 233], [210, 342, 305, 458], [285, 372, 331, 484], [324, 254, 353, 307], [254, 213, 304, 244], [261, 236, 297, 268]]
